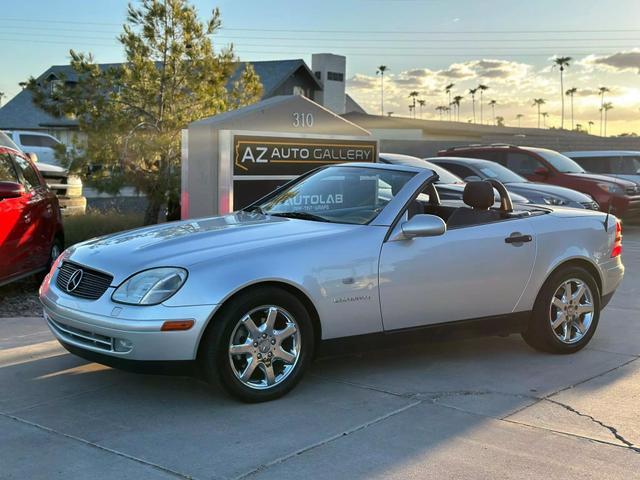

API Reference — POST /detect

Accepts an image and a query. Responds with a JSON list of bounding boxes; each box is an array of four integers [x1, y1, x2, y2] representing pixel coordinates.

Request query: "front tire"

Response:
[[199, 287, 315, 402], [522, 266, 600, 354]]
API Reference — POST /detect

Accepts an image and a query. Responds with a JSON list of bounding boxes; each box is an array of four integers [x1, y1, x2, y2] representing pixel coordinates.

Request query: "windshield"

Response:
[[532, 149, 585, 173], [256, 166, 415, 225], [477, 163, 527, 183]]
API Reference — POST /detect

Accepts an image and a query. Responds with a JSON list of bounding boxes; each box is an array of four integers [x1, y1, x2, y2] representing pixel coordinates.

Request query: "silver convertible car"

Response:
[[40, 163, 625, 402]]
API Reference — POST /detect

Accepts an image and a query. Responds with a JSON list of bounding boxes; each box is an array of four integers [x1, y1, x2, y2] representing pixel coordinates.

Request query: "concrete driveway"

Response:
[[1, 227, 639, 480]]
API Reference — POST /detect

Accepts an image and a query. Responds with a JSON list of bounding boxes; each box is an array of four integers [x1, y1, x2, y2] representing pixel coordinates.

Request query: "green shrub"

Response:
[[62, 210, 144, 247]]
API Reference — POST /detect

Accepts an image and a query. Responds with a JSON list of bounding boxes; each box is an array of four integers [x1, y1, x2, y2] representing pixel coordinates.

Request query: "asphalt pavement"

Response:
[[1, 227, 639, 480]]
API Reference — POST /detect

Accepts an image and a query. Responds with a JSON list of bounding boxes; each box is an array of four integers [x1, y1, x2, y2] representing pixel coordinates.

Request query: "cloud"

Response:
[[580, 50, 640, 74]]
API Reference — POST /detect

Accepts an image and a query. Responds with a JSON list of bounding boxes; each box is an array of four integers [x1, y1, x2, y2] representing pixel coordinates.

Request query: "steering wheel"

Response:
[[484, 179, 514, 213]]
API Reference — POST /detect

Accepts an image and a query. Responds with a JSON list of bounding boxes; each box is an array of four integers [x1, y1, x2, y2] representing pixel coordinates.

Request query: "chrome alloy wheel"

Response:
[[228, 305, 301, 390], [549, 278, 595, 344]]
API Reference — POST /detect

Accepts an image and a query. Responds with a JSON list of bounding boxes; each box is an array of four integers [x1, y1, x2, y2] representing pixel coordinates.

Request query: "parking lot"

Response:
[[0, 226, 638, 480]]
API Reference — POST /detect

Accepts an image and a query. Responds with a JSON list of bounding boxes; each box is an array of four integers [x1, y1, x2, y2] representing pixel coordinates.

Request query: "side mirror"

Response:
[[533, 166, 549, 177], [400, 214, 446, 239], [464, 175, 482, 182], [0, 181, 25, 199]]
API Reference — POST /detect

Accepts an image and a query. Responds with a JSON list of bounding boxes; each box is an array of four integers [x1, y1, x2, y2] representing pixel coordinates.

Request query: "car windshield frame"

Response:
[[253, 165, 417, 225], [531, 148, 586, 174]]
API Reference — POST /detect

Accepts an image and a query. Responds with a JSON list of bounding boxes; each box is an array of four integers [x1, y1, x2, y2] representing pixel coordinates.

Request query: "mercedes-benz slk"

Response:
[[40, 163, 624, 402]]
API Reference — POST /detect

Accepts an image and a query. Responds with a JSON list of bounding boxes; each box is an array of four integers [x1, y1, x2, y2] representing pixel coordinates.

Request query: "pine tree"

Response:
[[29, 0, 263, 224]]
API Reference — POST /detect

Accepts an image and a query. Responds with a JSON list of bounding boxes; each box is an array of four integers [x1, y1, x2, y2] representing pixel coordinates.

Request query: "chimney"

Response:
[[312, 53, 346, 114]]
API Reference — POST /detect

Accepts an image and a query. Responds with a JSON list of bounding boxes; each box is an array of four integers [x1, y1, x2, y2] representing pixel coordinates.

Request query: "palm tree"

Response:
[[435, 105, 445, 120], [516, 113, 524, 128], [444, 106, 451, 120], [444, 83, 455, 120], [532, 98, 546, 128], [602, 102, 614, 136], [552, 56, 572, 129], [408, 104, 415, 118], [409, 91, 420, 118], [588, 120, 594, 134], [576, 123, 583, 132], [542, 112, 549, 128], [417, 99, 426, 119], [376, 66, 388, 116], [453, 95, 463, 121], [565, 87, 578, 130], [478, 84, 489, 123], [488, 100, 497, 125], [495, 116, 505, 127], [598, 86, 610, 136], [468, 88, 478, 123]]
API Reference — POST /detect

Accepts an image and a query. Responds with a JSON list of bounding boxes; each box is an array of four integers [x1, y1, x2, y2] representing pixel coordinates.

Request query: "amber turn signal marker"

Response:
[[161, 320, 195, 331]]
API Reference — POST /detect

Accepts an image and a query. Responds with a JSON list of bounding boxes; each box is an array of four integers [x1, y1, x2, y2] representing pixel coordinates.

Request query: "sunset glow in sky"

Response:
[[1, 0, 639, 134]]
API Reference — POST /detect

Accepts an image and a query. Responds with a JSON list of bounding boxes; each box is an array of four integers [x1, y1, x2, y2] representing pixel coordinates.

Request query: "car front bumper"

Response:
[[40, 272, 216, 362]]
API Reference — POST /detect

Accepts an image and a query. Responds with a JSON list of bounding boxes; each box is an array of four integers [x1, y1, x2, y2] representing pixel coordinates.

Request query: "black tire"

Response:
[[522, 266, 600, 354], [199, 286, 315, 402]]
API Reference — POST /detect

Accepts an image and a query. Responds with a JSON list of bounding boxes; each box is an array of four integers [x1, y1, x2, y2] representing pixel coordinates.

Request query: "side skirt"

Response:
[[317, 311, 531, 358]]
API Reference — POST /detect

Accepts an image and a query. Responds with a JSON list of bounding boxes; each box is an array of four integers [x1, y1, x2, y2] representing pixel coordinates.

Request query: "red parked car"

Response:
[[438, 144, 640, 218], [0, 132, 64, 286]]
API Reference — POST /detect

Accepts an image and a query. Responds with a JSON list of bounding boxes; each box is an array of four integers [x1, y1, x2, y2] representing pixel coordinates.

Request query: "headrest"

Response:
[[463, 181, 494, 210]]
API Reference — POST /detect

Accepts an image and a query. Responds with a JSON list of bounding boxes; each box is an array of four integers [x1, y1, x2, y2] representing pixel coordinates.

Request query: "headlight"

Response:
[[542, 196, 567, 206], [597, 182, 624, 195], [112, 267, 188, 305]]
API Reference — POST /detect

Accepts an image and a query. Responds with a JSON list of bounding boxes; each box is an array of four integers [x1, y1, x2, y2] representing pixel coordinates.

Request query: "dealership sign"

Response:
[[182, 95, 377, 218], [233, 135, 377, 176]]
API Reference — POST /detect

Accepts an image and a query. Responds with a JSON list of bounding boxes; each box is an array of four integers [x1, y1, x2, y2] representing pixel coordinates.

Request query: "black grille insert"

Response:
[[55, 261, 113, 300]]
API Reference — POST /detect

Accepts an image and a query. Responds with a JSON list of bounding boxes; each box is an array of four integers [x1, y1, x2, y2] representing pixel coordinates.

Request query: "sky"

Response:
[[1, 0, 639, 135]]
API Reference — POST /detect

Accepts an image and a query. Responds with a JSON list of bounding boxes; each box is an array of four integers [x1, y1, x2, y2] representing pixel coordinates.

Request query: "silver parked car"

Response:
[[40, 163, 624, 402]]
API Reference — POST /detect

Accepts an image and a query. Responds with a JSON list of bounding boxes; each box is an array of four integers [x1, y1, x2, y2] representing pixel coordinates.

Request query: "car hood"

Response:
[[567, 172, 636, 187], [35, 162, 68, 176], [505, 182, 592, 202], [67, 212, 357, 282]]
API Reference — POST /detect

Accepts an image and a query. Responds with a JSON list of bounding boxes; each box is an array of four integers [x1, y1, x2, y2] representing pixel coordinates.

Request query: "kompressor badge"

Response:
[[233, 135, 377, 176]]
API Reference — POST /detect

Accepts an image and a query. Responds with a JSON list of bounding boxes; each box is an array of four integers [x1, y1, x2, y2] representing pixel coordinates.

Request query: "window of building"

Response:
[[327, 71, 344, 82]]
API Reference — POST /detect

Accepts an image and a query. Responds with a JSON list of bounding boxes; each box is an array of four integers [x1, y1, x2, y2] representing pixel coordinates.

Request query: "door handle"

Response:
[[505, 234, 532, 244]]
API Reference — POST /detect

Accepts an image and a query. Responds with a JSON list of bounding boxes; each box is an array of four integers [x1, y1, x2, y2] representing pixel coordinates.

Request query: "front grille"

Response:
[[47, 316, 114, 351], [55, 261, 113, 300], [581, 201, 600, 211]]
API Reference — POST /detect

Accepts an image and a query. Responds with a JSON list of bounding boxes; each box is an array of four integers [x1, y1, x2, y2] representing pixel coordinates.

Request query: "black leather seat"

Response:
[[447, 181, 502, 228]]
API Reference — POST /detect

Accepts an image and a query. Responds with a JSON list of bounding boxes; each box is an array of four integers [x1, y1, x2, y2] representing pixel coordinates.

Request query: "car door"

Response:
[[379, 210, 536, 331], [12, 153, 53, 270], [0, 152, 31, 280]]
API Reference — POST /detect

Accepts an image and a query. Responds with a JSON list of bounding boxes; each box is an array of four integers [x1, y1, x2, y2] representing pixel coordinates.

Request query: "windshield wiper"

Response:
[[270, 211, 330, 222]]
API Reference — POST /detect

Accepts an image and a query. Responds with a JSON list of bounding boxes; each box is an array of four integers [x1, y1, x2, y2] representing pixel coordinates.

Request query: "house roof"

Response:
[[0, 59, 323, 130]]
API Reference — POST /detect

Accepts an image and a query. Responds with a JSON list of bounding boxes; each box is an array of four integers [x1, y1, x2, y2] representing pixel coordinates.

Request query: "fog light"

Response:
[[113, 338, 133, 352]]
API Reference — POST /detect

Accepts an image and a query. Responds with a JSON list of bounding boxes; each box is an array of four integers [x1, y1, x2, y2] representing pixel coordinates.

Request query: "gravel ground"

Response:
[[0, 276, 42, 318]]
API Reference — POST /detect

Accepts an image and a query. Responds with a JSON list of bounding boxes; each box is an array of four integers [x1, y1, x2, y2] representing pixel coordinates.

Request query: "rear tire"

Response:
[[522, 266, 600, 354], [199, 286, 315, 402]]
